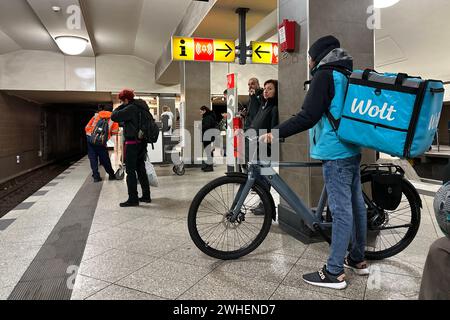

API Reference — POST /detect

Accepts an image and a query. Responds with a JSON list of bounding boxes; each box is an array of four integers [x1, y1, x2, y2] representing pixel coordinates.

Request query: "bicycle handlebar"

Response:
[[245, 136, 286, 144]]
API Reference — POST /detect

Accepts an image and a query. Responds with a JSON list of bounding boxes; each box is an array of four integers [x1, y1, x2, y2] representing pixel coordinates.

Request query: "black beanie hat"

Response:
[[309, 35, 341, 63]]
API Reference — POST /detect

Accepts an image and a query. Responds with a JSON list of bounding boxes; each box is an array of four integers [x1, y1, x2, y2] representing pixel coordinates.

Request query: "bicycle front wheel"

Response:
[[188, 175, 273, 260]]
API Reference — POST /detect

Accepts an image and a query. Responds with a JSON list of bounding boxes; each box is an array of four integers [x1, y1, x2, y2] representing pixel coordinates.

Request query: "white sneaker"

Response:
[[344, 257, 370, 276]]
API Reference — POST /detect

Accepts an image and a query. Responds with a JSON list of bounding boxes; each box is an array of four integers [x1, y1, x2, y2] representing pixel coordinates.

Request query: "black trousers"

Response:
[[125, 142, 150, 202], [203, 141, 214, 166], [87, 139, 115, 179]]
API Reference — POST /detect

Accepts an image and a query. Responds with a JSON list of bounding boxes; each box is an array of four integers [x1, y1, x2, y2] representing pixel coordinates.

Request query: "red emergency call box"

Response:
[[279, 19, 296, 52]]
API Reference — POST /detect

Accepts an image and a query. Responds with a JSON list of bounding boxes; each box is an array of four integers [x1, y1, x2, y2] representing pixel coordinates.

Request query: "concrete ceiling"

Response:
[[27, 0, 95, 57], [3, 90, 113, 104], [0, 0, 192, 63], [81, 0, 191, 62], [0, 0, 59, 54], [375, 0, 450, 82], [193, 0, 277, 39]]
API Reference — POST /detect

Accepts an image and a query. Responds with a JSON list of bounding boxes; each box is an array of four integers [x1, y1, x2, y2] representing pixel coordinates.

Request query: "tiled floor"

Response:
[[0, 157, 444, 300]]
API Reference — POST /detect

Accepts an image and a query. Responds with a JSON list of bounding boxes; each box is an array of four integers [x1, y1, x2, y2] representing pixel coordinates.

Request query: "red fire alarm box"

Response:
[[279, 19, 296, 52]]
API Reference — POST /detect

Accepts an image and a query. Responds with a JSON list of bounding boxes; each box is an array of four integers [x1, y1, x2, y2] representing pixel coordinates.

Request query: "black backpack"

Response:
[[135, 100, 159, 144], [161, 114, 171, 132], [90, 117, 111, 146]]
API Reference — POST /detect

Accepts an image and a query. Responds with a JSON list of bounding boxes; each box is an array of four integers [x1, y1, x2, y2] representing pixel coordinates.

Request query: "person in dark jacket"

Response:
[[251, 80, 279, 136], [249, 79, 279, 215], [244, 78, 264, 130], [111, 89, 151, 207], [261, 36, 367, 290], [200, 106, 217, 172]]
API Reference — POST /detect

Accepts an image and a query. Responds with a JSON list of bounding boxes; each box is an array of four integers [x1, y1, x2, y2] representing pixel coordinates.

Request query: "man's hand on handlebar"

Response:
[[259, 133, 273, 144]]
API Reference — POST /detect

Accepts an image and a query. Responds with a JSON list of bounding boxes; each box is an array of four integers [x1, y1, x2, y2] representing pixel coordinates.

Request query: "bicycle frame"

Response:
[[230, 160, 332, 232]]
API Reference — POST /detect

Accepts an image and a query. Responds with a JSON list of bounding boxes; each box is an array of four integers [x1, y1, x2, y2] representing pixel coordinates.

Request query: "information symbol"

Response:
[[180, 39, 187, 57]]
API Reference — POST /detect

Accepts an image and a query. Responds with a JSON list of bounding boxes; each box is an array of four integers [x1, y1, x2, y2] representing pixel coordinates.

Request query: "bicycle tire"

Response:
[[188, 175, 273, 260], [362, 175, 421, 260]]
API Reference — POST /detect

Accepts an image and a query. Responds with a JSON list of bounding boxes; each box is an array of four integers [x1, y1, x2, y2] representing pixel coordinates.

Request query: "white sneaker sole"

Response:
[[344, 264, 370, 276], [303, 278, 348, 290]]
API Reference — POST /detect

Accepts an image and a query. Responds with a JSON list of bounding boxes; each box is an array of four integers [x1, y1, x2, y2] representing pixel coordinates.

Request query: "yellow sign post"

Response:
[[172, 37, 235, 63], [251, 41, 279, 65]]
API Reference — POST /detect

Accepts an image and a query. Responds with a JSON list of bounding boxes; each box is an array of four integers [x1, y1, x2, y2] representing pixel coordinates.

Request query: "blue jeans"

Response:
[[323, 154, 367, 275], [87, 138, 115, 179]]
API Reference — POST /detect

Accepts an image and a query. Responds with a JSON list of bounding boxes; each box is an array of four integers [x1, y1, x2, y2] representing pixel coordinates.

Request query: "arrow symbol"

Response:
[[216, 43, 233, 57], [255, 45, 270, 59]]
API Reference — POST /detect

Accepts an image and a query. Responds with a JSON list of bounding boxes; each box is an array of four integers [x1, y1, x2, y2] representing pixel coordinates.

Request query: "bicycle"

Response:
[[187, 138, 422, 261]]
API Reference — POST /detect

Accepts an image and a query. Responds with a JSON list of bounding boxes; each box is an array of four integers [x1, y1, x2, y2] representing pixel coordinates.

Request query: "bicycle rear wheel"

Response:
[[362, 175, 421, 260], [188, 175, 273, 260]]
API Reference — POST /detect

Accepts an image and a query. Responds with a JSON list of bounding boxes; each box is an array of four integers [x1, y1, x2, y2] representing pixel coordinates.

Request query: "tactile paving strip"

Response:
[[8, 177, 102, 300]]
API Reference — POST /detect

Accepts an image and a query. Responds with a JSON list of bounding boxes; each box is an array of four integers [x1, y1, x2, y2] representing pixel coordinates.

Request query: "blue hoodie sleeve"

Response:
[[276, 70, 334, 139]]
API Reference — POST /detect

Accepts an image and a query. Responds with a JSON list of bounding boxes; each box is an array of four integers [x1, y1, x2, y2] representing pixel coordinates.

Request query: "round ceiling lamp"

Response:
[[374, 0, 400, 8], [55, 36, 88, 55]]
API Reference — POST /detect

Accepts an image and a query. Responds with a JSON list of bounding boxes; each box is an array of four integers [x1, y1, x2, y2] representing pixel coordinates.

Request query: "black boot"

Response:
[[203, 165, 214, 172], [139, 195, 152, 203], [120, 200, 139, 207]]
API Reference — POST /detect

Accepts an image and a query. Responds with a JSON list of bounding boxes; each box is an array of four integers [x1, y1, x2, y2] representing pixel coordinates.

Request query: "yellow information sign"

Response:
[[172, 37, 235, 63], [252, 41, 279, 65], [213, 39, 236, 63], [172, 37, 195, 61]]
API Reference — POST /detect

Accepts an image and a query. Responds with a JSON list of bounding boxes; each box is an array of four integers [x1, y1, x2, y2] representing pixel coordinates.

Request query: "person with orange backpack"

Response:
[[85, 104, 120, 183]]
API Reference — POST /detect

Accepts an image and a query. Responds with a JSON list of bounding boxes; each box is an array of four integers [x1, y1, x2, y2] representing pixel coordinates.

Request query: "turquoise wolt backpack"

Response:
[[325, 68, 445, 159]]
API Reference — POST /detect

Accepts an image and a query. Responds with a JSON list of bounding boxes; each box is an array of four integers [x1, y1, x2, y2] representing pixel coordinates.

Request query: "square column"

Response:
[[180, 61, 211, 165], [278, 0, 376, 243]]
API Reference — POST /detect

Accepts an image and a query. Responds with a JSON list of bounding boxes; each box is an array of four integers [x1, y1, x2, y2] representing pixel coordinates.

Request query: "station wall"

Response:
[[0, 93, 42, 182], [0, 92, 92, 183], [0, 50, 180, 94]]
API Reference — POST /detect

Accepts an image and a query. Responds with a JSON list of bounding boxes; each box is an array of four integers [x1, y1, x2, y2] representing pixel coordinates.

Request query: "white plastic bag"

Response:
[[145, 157, 159, 187]]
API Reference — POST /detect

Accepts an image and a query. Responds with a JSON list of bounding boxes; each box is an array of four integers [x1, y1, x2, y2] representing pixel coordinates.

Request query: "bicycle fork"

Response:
[[228, 175, 256, 223]]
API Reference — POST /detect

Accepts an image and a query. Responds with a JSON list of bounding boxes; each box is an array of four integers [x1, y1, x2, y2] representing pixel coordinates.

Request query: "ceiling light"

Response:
[[374, 0, 400, 8], [55, 36, 88, 55], [52, 6, 61, 12]]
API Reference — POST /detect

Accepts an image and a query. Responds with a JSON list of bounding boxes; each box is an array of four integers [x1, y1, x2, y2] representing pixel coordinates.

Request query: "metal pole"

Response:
[[236, 8, 249, 65]]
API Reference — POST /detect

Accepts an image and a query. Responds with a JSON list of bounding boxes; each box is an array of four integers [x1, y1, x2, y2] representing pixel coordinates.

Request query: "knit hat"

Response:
[[309, 35, 341, 63], [118, 89, 135, 101]]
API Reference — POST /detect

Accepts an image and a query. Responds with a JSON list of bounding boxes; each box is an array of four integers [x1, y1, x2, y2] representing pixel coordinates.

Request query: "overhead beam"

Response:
[[244, 9, 278, 43], [155, 0, 218, 85], [78, 0, 97, 55]]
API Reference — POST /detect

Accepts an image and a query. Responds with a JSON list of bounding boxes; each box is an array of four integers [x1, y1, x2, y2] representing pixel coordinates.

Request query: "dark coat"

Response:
[[111, 99, 150, 141], [244, 88, 264, 130], [202, 111, 217, 146], [276, 59, 353, 139], [246, 98, 279, 161], [250, 98, 279, 135]]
